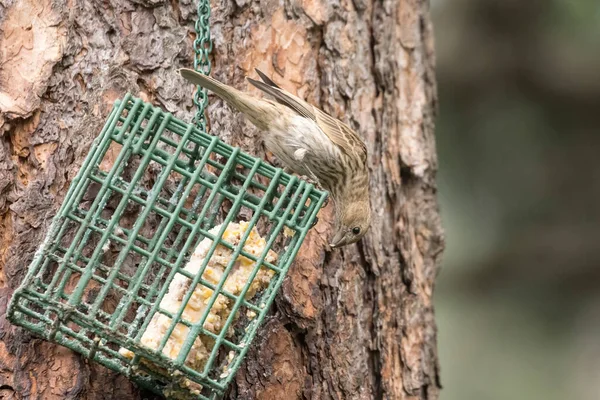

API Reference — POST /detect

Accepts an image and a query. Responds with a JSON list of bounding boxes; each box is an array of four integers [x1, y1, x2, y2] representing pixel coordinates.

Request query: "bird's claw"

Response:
[[299, 175, 319, 187], [282, 167, 323, 190]]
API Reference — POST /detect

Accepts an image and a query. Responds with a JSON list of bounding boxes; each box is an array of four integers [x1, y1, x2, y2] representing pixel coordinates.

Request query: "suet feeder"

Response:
[[7, 94, 327, 399]]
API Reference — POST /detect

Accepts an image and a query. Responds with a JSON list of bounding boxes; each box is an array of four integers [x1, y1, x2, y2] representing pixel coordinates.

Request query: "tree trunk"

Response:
[[0, 0, 443, 398]]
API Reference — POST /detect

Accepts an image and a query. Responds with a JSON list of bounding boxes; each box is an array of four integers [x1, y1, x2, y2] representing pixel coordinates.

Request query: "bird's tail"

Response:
[[179, 68, 241, 104], [179, 68, 273, 130]]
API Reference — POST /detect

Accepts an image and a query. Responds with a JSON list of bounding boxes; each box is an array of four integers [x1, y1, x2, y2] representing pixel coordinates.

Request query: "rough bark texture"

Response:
[[0, 0, 443, 398]]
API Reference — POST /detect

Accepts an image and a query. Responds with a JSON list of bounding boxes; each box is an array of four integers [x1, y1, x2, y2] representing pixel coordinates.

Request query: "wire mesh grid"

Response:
[[7, 94, 327, 399]]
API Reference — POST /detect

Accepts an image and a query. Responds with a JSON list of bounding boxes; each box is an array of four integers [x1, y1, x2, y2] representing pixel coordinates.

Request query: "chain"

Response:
[[192, 0, 213, 131]]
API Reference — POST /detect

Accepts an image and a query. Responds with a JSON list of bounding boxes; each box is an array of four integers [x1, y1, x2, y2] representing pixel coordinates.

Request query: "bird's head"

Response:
[[329, 199, 371, 248]]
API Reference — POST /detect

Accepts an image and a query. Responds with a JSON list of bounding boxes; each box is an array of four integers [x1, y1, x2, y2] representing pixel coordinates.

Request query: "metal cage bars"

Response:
[[7, 94, 327, 398]]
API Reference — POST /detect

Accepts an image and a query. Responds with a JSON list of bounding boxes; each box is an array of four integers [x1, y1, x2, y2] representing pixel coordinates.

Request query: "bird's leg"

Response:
[[300, 165, 321, 189], [282, 165, 321, 189], [300, 165, 329, 206], [300, 175, 320, 187], [282, 161, 327, 206]]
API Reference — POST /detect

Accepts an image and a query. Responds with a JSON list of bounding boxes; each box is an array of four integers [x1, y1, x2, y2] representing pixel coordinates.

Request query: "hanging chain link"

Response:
[[192, 0, 213, 131]]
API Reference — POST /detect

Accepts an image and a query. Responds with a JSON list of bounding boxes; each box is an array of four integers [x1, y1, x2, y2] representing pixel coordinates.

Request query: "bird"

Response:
[[179, 68, 371, 248]]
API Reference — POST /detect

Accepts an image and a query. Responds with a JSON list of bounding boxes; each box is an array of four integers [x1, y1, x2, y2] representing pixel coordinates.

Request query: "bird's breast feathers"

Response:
[[263, 114, 342, 175]]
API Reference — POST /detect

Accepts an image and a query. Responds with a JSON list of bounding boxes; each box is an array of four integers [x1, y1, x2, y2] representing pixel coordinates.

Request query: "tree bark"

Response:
[[0, 0, 443, 398]]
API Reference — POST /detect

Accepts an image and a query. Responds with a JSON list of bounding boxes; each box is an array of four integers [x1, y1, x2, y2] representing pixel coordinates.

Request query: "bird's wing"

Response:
[[314, 108, 367, 164], [247, 74, 315, 120], [254, 69, 281, 89], [249, 69, 367, 163]]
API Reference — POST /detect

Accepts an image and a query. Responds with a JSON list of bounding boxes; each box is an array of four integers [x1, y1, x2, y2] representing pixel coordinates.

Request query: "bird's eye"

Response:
[[352, 227, 361, 235]]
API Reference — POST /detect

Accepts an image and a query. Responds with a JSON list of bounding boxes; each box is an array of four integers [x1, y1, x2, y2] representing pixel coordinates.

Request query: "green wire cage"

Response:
[[7, 94, 327, 399]]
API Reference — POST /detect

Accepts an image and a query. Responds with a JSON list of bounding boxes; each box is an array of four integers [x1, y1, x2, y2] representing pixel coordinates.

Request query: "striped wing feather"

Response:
[[248, 69, 368, 164], [314, 108, 367, 164]]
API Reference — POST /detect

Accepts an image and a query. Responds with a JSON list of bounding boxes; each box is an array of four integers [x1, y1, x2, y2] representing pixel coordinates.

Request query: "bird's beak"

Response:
[[329, 231, 345, 249]]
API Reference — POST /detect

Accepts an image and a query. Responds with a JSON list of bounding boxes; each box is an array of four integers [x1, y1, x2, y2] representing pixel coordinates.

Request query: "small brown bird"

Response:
[[179, 68, 371, 248]]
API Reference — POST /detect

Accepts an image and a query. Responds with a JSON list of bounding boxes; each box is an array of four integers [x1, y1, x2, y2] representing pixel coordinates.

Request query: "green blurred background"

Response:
[[431, 1, 600, 399]]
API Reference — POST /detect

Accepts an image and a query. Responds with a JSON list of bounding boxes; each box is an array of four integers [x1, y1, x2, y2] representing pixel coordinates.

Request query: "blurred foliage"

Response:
[[432, 0, 600, 399]]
